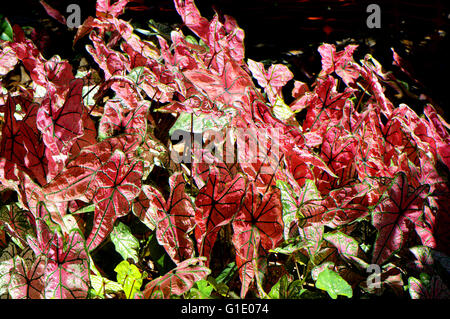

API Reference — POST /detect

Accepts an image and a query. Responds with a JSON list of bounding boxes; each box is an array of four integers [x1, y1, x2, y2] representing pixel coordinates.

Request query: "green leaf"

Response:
[[268, 274, 290, 299], [168, 112, 229, 136], [0, 15, 13, 42], [215, 262, 237, 284], [90, 274, 123, 298], [315, 268, 353, 299], [110, 222, 140, 263], [127, 66, 146, 86], [187, 279, 214, 299], [114, 260, 146, 299]]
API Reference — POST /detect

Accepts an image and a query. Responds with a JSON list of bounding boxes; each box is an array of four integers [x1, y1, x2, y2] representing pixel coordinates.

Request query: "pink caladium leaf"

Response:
[[143, 257, 210, 298], [247, 59, 293, 104], [87, 150, 143, 251], [372, 173, 430, 265], [36, 79, 85, 156], [8, 255, 46, 299], [42, 229, 90, 299], [194, 168, 246, 265], [0, 46, 18, 76], [302, 76, 354, 133], [318, 43, 360, 86], [183, 58, 254, 106], [232, 184, 284, 298], [96, 0, 130, 19], [173, 0, 210, 42], [143, 173, 195, 264]]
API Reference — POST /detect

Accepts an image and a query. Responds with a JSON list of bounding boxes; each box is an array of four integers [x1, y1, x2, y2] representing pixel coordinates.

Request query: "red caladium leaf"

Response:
[[10, 30, 75, 106], [36, 78, 85, 158], [408, 275, 450, 299], [87, 150, 143, 251], [315, 126, 358, 194], [194, 167, 246, 264], [143, 173, 195, 264], [359, 56, 394, 116], [98, 99, 149, 141], [69, 112, 98, 158], [39, 0, 66, 25], [143, 257, 210, 299], [0, 95, 28, 168], [423, 104, 450, 169], [232, 184, 283, 298], [302, 76, 355, 133], [43, 136, 139, 203], [132, 185, 157, 231], [372, 173, 430, 265], [183, 57, 254, 106]]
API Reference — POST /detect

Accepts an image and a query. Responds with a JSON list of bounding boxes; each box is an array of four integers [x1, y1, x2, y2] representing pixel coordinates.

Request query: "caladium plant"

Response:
[[0, 0, 449, 299]]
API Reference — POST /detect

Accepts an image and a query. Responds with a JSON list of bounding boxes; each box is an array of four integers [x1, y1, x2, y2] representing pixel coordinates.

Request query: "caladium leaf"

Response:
[[8, 255, 46, 299], [132, 186, 157, 231], [87, 150, 143, 251], [372, 173, 430, 265], [0, 243, 21, 296], [0, 95, 28, 168], [143, 257, 210, 299], [408, 275, 450, 299], [96, 0, 130, 18], [39, 0, 66, 25], [323, 231, 368, 269], [36, 78, 85, 156], [0, 204, 33, 247], [232, 184, 283, 298], [195, 168, 245, 264], [247, 59, 293, 104], [110, 222, 140, 263], [173, 0, 210, 43], [315, 268, 353, 299], [276, 180, 299, 240], [98, 100, 149, 142], [316, 126, 358, 193], [318, 43, 360, 86], [0, 45, 18, 76], [143, 173, 195, 264], [42, 229, 90, 299], [114, 260, 145, 299], [69, 112, 97, 158], [183, 58, 254, 106]]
